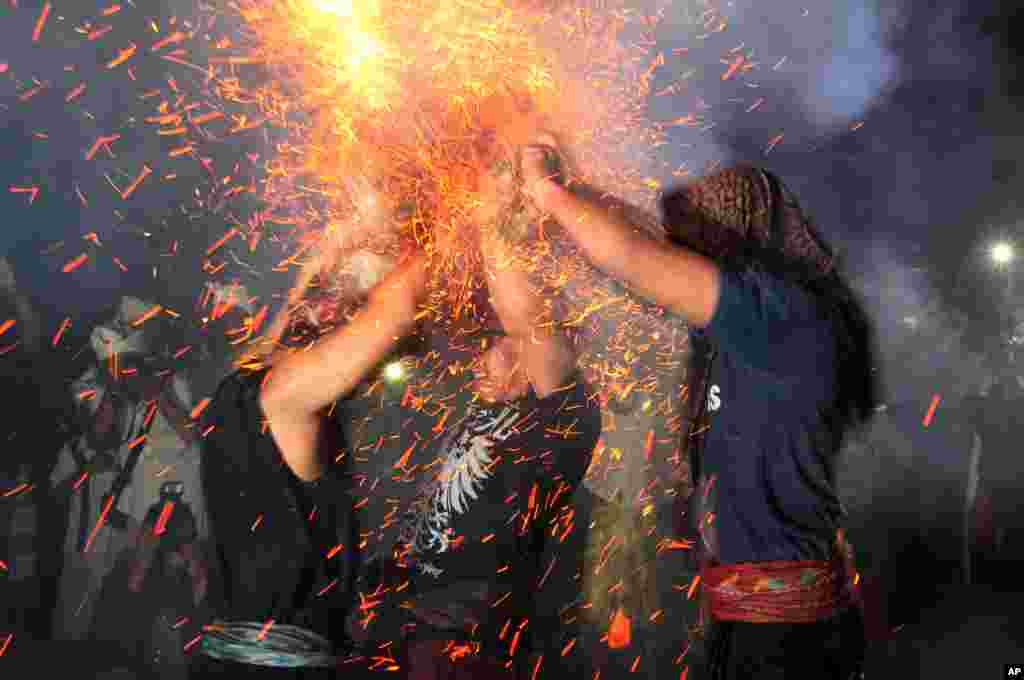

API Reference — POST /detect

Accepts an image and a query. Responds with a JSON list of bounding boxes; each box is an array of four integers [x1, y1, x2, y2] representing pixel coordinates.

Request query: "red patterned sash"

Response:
[[701, 532, 859, 624]]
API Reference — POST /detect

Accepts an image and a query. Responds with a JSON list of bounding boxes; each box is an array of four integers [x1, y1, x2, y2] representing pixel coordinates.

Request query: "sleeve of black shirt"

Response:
[[201, 370, 282, 603], [202, 369, 359, 618], [202, 369, 283, 519], [202, 369, 344, 609], [203, 367, 346, 508]]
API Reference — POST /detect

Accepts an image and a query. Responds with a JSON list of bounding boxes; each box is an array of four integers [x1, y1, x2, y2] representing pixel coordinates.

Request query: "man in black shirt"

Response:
[[345, 220, 598, 679]]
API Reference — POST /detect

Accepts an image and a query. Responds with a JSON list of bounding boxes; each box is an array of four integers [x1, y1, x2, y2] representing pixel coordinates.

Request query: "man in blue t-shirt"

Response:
[[520, 138, 875, 679]]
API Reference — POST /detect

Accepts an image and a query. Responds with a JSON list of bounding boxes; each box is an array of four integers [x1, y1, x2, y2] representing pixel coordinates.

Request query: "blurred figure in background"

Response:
[[968, 372, 1024, 588], [49, 296, 209, 676]]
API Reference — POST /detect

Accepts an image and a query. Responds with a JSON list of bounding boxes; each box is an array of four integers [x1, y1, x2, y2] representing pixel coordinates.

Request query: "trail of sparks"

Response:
[[130, 304, 163, 327], [62, 254, 89, 273], [120, 164, 152, 199], [922, 393, 941, 428], [190, 397, 212, 419], [153, 500, 176, 535], [106, 43, 138, 69], [83, 494, 116, 553], [52, 318, 71, 347], [31, 2, 50, 42], [85, 134, 122, 161], [9, 185, 39, 205], [764, 133, 785, 154]]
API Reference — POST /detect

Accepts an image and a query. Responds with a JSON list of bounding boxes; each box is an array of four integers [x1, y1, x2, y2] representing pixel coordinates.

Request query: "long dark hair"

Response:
[[722, 240, 880, 445]]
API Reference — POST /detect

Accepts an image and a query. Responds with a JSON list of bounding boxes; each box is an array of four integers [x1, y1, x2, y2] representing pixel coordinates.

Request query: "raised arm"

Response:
[[259, 253, 429, 480], [521, 145, 722, 329], [523, 144, 834, 375]]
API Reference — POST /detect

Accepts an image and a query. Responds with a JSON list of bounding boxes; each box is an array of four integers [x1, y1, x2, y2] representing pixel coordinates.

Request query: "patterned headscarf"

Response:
[[661, 164, 835, 278]]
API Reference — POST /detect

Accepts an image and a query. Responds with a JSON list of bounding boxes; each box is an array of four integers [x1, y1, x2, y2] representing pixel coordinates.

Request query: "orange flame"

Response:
[[607, 607, 631, 649]]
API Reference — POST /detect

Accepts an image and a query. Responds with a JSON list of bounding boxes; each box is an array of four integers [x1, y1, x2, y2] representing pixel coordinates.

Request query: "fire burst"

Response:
[[204, 0, 684, 411], [220, 0, 643, 232], [226, 0, 571, 259]]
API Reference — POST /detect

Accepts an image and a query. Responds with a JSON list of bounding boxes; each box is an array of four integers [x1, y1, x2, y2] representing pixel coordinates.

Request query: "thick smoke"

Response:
[[807, 2, 899, 128], [856, 245, 990, 405], [646, 1, 903, 172], [641, 0, 1005, 396]]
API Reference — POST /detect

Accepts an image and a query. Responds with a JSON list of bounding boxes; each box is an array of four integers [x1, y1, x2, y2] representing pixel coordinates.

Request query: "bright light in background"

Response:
[[384, 361, 405, 382], [991, 241, 1015, 266]]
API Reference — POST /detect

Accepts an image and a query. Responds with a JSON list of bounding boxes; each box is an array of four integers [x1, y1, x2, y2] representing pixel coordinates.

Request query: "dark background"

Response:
[[1, 0, 1023, 677]]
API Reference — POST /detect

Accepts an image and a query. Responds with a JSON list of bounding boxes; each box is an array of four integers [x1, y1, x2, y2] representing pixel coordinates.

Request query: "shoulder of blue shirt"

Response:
[[702, 259, 836, 375]]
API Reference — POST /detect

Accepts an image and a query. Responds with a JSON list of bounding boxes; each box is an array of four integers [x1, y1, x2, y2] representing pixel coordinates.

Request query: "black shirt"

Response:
[[349, 347, 599, 658], [201, 369, 358, 647], [399, 376, 596, 615]]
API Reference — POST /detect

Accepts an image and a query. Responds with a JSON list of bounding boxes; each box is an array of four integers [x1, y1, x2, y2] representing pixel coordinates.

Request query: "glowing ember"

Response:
[[384, 360, 405, 382]]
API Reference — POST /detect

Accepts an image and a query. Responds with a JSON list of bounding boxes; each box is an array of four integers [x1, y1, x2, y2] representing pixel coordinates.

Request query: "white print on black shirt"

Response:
[[417, 562, 444, 578], [707, 384, 722, 413], [398, 403, 521, 577], [700, 386, 721, 559]]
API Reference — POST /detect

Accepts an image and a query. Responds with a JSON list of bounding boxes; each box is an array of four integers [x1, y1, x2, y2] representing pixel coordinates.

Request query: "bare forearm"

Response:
[[536, 181, 720, 327], [262, 260, 424, 416]]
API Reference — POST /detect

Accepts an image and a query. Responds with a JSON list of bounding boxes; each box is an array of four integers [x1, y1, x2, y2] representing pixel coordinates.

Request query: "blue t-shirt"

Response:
[[692, 264, 843, 565]]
